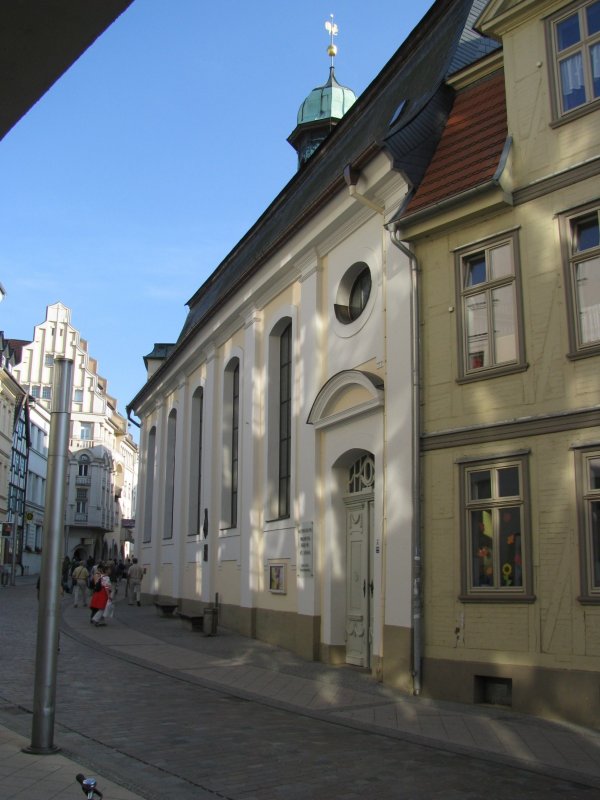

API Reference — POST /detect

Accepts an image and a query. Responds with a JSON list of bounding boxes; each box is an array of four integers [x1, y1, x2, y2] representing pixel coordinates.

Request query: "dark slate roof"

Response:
[[399, 70, 507, 217], [447, 0, 499, 74], [143, 343, 176, 370], [129, 0, 498, 413]]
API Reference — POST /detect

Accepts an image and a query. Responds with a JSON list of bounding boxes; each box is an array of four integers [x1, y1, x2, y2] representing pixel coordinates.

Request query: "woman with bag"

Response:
[[101, 566, 114, 621], [89, 566, 109, 626]]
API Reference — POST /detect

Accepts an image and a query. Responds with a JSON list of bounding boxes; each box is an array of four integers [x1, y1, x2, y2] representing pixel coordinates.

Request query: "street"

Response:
[[1, 579, 598, 800]]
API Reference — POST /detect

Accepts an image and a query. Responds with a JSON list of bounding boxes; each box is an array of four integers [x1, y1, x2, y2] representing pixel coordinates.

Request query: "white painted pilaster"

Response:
[[201, 346, 219, 603], [240, 310, 263, 608], [296, 252, 322, 617]]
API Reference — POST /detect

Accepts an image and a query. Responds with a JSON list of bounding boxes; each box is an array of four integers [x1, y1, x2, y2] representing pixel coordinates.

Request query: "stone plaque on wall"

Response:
[[298, 522, 313, 576]]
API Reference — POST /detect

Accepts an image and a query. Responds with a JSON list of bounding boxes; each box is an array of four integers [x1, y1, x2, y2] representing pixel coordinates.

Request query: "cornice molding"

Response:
[[477, 0, 561, 38], [514, 156, 600, 206], [422, 406, 600, 451]]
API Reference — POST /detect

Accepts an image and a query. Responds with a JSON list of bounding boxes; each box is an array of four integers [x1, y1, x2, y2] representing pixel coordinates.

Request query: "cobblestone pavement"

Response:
[[1, 578, 599, 800]]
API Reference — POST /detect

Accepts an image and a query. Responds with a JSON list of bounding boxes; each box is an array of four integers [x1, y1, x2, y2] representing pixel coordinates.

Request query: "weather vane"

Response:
[[325, 14, 338, 67]]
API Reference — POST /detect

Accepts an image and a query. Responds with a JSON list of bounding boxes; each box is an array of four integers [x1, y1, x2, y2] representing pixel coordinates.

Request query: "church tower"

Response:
[[288, 16, 356, 169]]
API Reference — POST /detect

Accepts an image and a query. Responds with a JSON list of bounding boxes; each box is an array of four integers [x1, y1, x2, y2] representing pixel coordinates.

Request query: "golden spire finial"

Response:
[[325, 14, 338, 67]]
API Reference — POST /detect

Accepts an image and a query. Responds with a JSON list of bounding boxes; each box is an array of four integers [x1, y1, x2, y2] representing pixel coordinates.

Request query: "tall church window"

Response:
[[163, 409, 177, 540], [267, 320, 292, 520], [143, 426, 156, 543], [189, 387, 204, 536], [222, 358, 240, 529]]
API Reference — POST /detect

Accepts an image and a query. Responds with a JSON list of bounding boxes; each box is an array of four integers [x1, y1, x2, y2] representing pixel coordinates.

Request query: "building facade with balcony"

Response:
[[12, 302, 138, 564], [22, 398, 50, 575], [0, 333, 27, 573]]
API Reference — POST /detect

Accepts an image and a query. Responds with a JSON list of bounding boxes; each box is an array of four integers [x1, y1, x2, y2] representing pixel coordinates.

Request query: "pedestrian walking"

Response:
[[101, 565, 115, 621], [71, 560, 89, 607], [89, 567, 109, 626], [127, 558, 144, 606], [61, 555, 72, 594], [123, 557, 131, 600]]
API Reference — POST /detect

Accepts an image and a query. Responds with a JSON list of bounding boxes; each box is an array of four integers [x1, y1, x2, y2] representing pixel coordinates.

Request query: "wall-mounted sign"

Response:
[[298, 522, 313, 576]]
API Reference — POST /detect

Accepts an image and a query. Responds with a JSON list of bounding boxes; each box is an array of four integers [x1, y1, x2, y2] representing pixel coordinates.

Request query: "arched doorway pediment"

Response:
[[307, 370, 384, 430]]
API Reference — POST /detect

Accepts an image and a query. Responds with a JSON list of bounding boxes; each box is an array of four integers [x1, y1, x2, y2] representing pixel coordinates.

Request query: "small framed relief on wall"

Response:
[[269, 563, 286, 594]]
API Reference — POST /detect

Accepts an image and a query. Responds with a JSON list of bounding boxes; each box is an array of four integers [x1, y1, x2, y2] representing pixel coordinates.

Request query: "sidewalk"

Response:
[[59, 588, 600, 792], [0, 577, 600, 800], [0, 724, 144, 800]]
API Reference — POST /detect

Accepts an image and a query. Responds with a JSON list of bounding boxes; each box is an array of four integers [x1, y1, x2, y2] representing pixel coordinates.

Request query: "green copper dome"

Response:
[[297, 67, 356, 125]]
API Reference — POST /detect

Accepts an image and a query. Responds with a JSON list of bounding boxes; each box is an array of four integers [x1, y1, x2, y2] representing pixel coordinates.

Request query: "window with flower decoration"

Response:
[[460, 454, 533, 600]]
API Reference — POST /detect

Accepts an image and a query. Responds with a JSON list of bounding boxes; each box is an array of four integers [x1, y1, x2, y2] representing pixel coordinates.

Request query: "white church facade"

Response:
[[129, 0, 497, 692]]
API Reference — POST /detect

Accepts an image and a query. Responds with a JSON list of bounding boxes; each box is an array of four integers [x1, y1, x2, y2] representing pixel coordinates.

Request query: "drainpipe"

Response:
[[388, 228, 422, 696]]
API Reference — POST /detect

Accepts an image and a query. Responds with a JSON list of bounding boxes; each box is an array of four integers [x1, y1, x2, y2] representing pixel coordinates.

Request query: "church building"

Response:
[[129, 0, 600, 730]]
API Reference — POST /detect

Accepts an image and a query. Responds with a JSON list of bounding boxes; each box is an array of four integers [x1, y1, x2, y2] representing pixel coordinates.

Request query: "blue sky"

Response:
[[0, 1, 433, 434]]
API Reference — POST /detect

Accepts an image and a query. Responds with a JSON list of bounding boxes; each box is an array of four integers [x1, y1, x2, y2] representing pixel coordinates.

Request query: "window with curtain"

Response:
[[550, 0, 600, 116]]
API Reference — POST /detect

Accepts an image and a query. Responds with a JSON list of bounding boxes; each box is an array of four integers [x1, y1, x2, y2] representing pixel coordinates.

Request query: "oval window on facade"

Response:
[[335, 262, 372, 324]]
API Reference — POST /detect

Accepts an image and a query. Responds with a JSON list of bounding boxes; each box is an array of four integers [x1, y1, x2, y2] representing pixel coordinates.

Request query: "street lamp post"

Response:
[[25, 357, 73, 754]]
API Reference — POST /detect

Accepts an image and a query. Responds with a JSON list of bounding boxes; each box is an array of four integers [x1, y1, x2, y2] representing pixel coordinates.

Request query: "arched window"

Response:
[[143, 427, 156, 543], [222, 358, 240, 529], [188, 387, 204, 536], [163, 409, 177, 539], [267, 320, 292, 520], [278, 323, 292, 518]]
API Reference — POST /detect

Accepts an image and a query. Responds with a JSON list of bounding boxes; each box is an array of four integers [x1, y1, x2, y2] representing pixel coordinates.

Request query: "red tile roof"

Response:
[[402, 70, 507, 216]]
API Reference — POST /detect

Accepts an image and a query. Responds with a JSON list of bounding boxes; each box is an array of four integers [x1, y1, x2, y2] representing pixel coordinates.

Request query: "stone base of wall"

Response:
[[219, 603, 257, 638], [382, 624, 413, 693], [320, 643, 346, 665], [254, 608, 321, 661], [422, 657, 600, 731]]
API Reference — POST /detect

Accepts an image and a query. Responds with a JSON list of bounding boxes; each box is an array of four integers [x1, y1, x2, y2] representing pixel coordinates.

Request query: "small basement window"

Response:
[[474, 675, 512, 707]]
